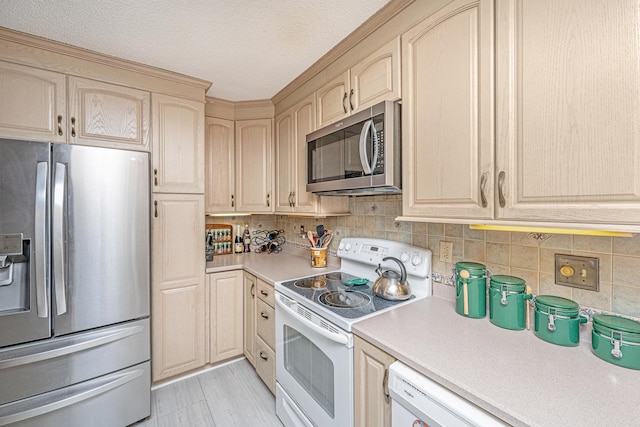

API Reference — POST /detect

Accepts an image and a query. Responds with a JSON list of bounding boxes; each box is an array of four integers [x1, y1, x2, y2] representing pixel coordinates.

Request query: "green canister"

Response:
[[489, 275, 531, 330], [591, 314, 640, 370], [534, 295, 587, 346], [455, 262, 487, 318]]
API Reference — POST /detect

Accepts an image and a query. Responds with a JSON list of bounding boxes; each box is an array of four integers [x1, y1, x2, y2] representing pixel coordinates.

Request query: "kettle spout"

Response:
[[375, 263, 383, 276]]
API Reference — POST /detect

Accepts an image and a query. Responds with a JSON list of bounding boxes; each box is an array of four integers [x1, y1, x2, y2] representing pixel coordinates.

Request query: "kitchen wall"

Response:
[[208, 195, 640, 319]]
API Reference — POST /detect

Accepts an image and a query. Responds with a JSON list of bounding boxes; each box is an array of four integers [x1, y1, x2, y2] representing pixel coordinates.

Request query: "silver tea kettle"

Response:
[[372, 256, 411, 300]]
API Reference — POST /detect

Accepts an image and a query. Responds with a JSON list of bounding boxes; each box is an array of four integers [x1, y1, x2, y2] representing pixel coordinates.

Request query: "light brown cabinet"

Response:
[[401, 0, 493, 220], [0, 62, 150, 151], [234, 119, 273, 212], [152, 93, 205, 194], [207, 270, 244, 364], [354, 336, 396, 427], [243, 272, 257, 367], [275, 93, 349, 215], [494, 0, 640, 226], [68, 77, 150, 151], [254, 278, 276, 394], [204, 117, 235, 212], [151, 194, 206, 382], [0, 61, 66, 143], [317, 37, 401, 128]]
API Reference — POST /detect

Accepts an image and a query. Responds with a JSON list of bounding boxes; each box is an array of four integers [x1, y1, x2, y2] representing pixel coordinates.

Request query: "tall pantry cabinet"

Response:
[[151, 94, 206, 382]]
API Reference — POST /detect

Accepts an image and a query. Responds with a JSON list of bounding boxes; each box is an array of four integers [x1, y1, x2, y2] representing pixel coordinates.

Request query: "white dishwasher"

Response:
[[388, 361, 508, 427]]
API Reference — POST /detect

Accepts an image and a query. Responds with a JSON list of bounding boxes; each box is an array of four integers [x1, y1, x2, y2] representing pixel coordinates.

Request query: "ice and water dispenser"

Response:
[[0, 233, 30, 313]]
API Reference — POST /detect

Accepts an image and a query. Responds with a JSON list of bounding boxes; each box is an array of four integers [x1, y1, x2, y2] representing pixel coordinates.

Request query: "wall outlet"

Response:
[[440, 241, 453, 263], [555, 254, 599, 291]]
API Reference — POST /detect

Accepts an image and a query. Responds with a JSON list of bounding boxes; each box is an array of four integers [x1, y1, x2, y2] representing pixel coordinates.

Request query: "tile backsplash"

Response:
[[211, 195, 640, 319]]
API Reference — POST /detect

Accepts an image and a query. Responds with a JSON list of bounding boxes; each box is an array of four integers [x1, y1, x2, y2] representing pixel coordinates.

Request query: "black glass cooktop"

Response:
[[279, 271, 414, 320]]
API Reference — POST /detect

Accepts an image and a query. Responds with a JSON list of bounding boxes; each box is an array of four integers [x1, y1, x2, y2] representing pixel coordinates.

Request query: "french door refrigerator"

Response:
[[0, 138, 151, 426]]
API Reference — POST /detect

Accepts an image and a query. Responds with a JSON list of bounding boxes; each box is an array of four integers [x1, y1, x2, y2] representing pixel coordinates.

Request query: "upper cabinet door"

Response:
[[68, 77, 150, 151], [350, 37, 401, 112], [402, 0, 494, 220], [152, 93, 205, 194], [316, 71, 350, 128], [275, 110, 294, 212], [0, 61, 66, 143], [235, 119, 273, 213], [495, 0, 640, 225], [205, 117, 235, 213], [292, 94, 318, 213]]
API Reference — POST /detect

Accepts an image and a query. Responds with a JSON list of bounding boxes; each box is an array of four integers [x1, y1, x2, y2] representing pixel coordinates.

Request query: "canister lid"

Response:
[[456, 262, 486, 275], [593, 314, 640, 334], [534, 295, 579, 315], [489, 275, 526, 292]]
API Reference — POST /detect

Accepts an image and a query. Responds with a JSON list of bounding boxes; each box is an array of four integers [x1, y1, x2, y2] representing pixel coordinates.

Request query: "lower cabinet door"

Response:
[[208, 270, 244, 363], [255, 336, 276, 395]]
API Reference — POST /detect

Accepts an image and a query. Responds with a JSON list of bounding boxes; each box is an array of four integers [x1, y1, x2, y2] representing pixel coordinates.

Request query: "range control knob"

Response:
[[411, 255, 423, 267], [345, 242, 352, 251], [399, 252, 410, 263], [338, 242, 345, 250]]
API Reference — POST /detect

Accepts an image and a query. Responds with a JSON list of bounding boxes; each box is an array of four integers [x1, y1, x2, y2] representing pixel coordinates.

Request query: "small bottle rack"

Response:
[[206, 224, 233, 255]]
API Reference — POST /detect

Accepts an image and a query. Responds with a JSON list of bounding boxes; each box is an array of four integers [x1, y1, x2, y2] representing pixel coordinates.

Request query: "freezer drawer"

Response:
[[0, 361, 150, 427], [0, 318, 150, 406]]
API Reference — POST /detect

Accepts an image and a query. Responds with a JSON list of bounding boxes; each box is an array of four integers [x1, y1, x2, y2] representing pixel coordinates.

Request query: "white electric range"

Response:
[[274, 237, 432, 427]]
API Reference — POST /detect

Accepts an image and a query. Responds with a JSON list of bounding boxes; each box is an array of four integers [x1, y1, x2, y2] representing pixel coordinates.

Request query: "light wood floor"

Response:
[[134, 358, 283, 426]]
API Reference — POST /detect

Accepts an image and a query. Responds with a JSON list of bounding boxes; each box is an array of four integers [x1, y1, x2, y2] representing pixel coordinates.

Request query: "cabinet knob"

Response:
[[250, 283, 255, 298], [342, 92, 348, 114], [154, 200, 158, 218], [259, 351, 268, 361], [231, 194, 235, 208], [260, 312, 269, 319], [260, 290, 268, 296], [349, 89, 354, 111], [153, 169, 158, 186], [291, 191, 295, 207], [70, 117, 76, 137], [266, 193, 270, 207], [57, 115, 63, 136]]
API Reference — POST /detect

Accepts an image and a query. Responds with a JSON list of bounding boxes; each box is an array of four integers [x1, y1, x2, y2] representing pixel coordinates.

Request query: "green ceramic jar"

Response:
[[591, 314, 640, 370], [534, 295, 587, 346], [489, 275, 531, 330], [455, 262, 486, 318]]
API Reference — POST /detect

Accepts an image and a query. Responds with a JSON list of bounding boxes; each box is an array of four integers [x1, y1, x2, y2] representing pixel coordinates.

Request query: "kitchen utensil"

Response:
[[534, 295, 586, 346], [372, 256, 411, 300], [316, 224, 325, 239], [307, 231, 316, 247], [591, 314, 640, 370], [454, 262, 486, 318], [526, 285, 532, 330], [344, 278, 368, 286], [319, 233, 333, 248], [488, 275, 531, 330]]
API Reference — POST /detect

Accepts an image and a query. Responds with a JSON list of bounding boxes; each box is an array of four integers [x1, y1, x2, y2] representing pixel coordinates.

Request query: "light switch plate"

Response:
[[554, 254, 599, 291]]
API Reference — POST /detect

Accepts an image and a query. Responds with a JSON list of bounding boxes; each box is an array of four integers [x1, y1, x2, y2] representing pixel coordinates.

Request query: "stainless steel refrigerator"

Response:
[[0, 138, 151, 426]]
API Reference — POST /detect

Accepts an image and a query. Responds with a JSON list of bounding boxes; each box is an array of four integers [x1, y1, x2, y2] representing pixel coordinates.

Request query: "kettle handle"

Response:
[[382, 256, 407, 284]]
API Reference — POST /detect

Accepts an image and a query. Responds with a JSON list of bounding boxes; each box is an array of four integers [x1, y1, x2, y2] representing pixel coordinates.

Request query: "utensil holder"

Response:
[[311, 248, 327, 268]]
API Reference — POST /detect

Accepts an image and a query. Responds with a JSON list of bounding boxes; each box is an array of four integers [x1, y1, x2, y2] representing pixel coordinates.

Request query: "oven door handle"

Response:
[[276, 296, 349, 346]]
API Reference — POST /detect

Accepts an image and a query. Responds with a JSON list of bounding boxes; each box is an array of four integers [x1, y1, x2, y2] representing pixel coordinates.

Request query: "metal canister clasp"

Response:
[[547, 308, 557, 331], [610, 331, 623, 359], [500, 285, 508, 306]]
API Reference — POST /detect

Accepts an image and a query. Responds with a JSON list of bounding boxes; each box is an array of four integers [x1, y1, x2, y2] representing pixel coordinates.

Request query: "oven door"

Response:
[[275, 291, 354, 427]]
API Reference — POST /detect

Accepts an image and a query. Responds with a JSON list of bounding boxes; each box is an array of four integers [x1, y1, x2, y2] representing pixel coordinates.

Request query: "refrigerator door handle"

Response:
[[53, 163, 67, 315], [35, 162, 49, 318]]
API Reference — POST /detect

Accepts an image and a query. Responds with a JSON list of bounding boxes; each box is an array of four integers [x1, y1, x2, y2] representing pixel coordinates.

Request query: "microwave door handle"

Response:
[[35, 162, 49, 318], [370, 122, 379, 173], [53, 163, 67, 315], [358, 119, 374, 175]]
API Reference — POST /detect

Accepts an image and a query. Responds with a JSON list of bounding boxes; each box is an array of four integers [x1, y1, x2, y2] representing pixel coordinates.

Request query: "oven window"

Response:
[[283, 324, 335, 418]]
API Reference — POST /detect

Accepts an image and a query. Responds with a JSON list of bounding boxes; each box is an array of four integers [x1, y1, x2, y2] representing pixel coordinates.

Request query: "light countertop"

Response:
[[352, 295, 640, 426], [205, 246, 340, 284], [207, 250, 640, 425]]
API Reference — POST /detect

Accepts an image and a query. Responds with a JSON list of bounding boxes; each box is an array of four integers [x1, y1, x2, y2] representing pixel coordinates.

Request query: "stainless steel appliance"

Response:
[[389, 361, 508, 427], [0, 139, 150, 426], [275, 238, 431, 427], [306, 100, 401, 195]]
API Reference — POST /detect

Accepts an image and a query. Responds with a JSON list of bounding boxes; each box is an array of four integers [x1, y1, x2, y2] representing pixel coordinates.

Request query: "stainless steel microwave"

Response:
[[306, 100, 401, 195]]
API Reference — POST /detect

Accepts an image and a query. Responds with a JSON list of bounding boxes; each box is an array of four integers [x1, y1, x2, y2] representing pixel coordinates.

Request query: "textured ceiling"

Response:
[[0, 0, 390, 101]]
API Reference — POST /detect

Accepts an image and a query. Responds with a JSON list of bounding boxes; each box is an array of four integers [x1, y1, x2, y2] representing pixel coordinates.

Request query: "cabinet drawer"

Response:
[[255, 336, 275, 395], [256, 298, 275, 349], [257, 279, 274, 306]]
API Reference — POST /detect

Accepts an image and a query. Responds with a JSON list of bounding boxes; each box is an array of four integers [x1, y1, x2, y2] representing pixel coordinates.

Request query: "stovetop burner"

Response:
[[294, 278, 327, 289], [319, 291, 371, 308]]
